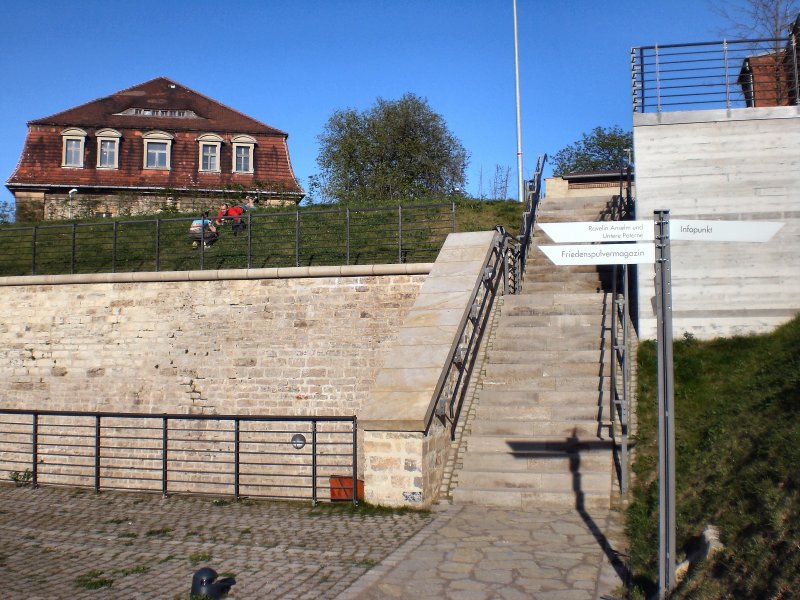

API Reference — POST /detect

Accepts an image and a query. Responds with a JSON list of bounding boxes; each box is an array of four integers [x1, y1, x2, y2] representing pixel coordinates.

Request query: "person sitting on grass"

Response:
[[189, 212, 218, 248], [215, 202, 230, 225], [217, 199, 255, 235]]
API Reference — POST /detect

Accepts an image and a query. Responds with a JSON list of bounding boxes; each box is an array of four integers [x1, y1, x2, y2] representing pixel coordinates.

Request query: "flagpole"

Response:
[[513, 0, 524, 203]]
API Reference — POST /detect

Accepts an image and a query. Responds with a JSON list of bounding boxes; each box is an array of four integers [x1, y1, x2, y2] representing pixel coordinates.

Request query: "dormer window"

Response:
[[143, 130, 173, 170], [61, 128, 87, 168], [232, 134, 256, 174], [197, 133, 223, 173], [96, 128, 121, 169]]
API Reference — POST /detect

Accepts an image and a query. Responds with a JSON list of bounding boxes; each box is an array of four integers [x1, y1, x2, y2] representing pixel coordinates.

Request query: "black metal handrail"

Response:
[[0, 409, 358, 505], [426, 231, 507, 439], [608, 156, 635, 497], [423, 154, 547, 440], [511, 153, 547, 292], [0, 202, 456, 277], [632, 32, 799, 112]]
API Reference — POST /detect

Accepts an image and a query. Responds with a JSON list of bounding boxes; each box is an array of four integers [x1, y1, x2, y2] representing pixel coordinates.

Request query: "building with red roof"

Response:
[[6, 77, 304, 220]]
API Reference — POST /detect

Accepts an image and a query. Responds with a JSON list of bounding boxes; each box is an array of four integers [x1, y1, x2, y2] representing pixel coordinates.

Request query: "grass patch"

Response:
[[309, 501, 431, 517], [113, 565, 149, 577], [355, 557, 380, 568], [189, 551, 212, 566], [75, 570, 113, 590], [627, 316, 800, 598], [145, 527, 174, 538], [105, 516, 130, 525]]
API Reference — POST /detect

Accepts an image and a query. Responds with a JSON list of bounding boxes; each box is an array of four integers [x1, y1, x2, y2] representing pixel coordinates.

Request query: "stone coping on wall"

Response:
[[634, 104, 799, 127], [0, 263, 434, 287], [360, 230, 499, 432]]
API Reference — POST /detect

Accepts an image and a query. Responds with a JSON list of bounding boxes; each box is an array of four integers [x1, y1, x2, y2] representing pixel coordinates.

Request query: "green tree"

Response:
[[551, 126, 632, 176], [315, 93, 468, 204]]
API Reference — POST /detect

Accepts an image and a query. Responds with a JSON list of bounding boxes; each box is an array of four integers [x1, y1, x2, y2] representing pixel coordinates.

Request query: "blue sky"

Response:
[[0, 0, 732, 206]]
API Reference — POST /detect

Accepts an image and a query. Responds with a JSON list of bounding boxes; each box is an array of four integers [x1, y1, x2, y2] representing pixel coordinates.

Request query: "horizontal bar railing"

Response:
[[632, 33, 799, 112], [0, 202, 456, 277], [0, 409, 358, 505]]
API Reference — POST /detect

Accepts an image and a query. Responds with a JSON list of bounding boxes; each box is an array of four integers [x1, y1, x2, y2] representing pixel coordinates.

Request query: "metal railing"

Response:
[[0, 409, 358, 505], [510, 154, 547, 293], [427, 230, 507, 439], [607, 158, 635, 497], [0, 202, 456, 277], [424, 154, 547, 440], [632, 32, 799, 112]]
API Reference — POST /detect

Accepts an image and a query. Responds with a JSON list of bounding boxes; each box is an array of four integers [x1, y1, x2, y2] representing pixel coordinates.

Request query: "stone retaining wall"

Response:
[[0, 268, 426, 417]]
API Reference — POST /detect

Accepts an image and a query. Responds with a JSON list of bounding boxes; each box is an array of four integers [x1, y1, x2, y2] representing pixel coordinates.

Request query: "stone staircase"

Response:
[[450, 194, 619, 510]]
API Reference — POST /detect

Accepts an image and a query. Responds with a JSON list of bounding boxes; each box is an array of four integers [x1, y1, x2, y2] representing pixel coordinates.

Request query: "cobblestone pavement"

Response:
[[341, 504, 628, 600], [0, 485, 627, 599], [0, 485, 432, 599]]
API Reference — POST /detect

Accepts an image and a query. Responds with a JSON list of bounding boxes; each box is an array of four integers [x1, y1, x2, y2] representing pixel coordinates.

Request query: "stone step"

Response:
[[455, 469, 610, 494], [502, 305, 608, 319], [473, 401, 599, 421], [501, 292, 605, 308], [490, 336, 602, 352], [519, 280, 604, 293], [487, 349, 605, 365], [451, 486, 610, 509], [460, 448, 612, 473], [484, 362, 609, 380], [481, 376, 609, 392], [536, 210, 611, 220], [523, 270, 603, 282], [538, 194, 615, 207], [465, 431, 611, 451], [497, 314, 606, 328], [470, 418, 601, 437], [477, 389, 607, 406]]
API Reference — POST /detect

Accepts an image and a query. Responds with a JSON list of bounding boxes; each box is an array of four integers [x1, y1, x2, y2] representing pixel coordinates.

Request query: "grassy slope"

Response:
[[0, 199, 522, 276], [628, 316, 800, 599]]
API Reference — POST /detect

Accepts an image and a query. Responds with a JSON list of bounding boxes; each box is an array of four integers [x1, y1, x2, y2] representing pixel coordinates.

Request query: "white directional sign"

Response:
[[539, 219, 784, 243], [539, 243, 655, 265], [670, 219, 783, 242], [537, 218, 784, 267], [538, 220, 654, 242]]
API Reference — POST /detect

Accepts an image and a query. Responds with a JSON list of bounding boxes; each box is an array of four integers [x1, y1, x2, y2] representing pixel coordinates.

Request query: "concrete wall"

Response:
[[633, 105, 800, 339]]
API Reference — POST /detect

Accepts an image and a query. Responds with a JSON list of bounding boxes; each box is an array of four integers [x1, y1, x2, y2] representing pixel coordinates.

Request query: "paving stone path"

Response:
[[0, 484, 626, 599], [342, 503, 627, 600], [0, 485, 432, 599]]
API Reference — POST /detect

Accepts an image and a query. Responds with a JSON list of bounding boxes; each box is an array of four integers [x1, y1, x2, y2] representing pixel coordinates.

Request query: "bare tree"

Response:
[[710, 0, 799, 106], [709, 0, 798, 39], [491, 165, 511, 200]]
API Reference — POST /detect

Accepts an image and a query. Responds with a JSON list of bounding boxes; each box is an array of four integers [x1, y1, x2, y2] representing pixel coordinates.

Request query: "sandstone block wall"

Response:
[[1, 273, 424, 416]]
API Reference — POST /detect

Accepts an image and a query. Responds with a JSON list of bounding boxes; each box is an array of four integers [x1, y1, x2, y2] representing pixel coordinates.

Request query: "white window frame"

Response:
[[143, 130, 173, 170], [96, 128, 121, 169], [197, 133, 223, 173], [231, 134, 256, 174], [61, 128, 87, 168]]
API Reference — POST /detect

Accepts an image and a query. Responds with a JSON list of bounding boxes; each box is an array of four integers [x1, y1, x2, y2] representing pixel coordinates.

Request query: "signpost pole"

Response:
[[654, 209, 676, 598]]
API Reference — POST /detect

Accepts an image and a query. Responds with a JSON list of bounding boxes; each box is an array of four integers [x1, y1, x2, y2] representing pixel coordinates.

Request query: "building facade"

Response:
[[6, 77, 304, 221]]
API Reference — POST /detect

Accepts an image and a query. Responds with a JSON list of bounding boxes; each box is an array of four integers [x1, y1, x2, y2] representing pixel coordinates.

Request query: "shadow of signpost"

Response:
[[506, 428, 630, 586]]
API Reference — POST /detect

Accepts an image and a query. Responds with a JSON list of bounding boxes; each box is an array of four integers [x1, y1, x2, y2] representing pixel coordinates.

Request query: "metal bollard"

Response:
[[191, 567, 236, 599]]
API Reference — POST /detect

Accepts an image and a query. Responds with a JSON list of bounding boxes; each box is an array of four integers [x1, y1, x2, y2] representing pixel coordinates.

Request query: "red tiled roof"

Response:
[[6, 77, 304, 196], [29, 77, 288, 136]]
